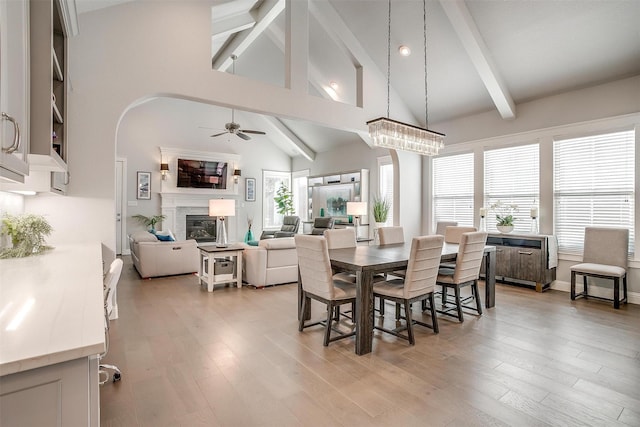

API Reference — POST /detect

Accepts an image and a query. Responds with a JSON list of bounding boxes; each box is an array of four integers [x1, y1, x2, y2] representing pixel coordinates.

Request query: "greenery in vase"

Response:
[[372, 195, 391, 223], [490, 201, 518, 226], [274, 184, 295, 216], [132, 214, 166, 231], [0, 213, 54, 258]]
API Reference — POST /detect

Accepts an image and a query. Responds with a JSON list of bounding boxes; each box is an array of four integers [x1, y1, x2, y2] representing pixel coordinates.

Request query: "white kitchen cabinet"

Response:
[[0, 0, 30, 183]]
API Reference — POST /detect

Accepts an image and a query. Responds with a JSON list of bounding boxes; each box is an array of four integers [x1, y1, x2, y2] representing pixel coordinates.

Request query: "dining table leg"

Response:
[[355, 270, 374, 355], [484, 247, 496, 308]]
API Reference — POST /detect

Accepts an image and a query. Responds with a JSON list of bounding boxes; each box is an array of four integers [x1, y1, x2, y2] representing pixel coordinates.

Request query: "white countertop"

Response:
[[0, 243, 105, 376]]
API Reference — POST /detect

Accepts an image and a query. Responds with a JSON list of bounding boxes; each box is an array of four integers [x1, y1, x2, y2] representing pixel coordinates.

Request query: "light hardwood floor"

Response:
[[100, 256, 640, 426]]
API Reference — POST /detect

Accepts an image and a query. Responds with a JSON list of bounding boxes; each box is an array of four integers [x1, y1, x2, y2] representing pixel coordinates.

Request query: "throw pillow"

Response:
[[156, 234, 175, 242]]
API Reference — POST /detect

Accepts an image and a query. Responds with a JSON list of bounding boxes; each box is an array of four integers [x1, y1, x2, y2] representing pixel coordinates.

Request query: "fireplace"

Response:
[[186, 215, 217, 242]]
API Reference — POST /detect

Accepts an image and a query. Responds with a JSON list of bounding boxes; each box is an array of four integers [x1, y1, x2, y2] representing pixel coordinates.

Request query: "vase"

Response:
[[496, 225, 514, 233], [244, 228, 254, 243]]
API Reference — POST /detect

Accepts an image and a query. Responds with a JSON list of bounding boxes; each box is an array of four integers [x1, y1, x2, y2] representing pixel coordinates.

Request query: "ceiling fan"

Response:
[[210, 55, 266, 141]]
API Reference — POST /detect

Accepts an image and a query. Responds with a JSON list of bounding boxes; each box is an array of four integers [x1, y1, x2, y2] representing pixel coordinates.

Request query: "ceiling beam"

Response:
[[211, 12, 255, 41], [256, 115, 316, 161], [439, 0, 516, 119], [212, 0, 285, 71]]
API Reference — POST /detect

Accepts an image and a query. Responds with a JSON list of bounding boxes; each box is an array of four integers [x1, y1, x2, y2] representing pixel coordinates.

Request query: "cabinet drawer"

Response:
[[511, 247, 542, 282]]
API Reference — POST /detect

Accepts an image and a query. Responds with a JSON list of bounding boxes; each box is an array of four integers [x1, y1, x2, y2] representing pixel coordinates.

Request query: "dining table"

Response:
[[298, 242, 496, 355]]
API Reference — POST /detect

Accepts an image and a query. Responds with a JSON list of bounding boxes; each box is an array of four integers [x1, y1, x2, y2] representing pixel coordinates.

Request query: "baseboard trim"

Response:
[[551, 280, 640, 305]]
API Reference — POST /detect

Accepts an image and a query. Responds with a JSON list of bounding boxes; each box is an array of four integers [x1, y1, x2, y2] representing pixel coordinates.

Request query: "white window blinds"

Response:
[[484, 143, 539, 234], [378, 159, 394, 226], [553, 130, 635, 254], [433, 153, 474, 228]]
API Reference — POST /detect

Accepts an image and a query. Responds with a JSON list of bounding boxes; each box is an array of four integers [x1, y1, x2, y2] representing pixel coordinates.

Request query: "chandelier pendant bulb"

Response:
[[368, 0, 444, 156]]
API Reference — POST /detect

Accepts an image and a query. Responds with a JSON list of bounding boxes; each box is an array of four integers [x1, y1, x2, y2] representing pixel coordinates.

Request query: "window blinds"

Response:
[[433, 153, 474, 227], [554, 130, 635, 254], [484, 143, 539, 234]]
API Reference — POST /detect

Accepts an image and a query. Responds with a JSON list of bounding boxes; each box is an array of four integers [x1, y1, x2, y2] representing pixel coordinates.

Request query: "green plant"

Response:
[[490, 201, 518, 226], [274, 184, 294, 216], [372, 195, 391, 223], [0, 213, 53, 258], [132, 214, 166, 231]]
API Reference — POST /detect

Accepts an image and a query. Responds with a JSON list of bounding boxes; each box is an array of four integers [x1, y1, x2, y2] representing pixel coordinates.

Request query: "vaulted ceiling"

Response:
[[76, 0, 640, 157]]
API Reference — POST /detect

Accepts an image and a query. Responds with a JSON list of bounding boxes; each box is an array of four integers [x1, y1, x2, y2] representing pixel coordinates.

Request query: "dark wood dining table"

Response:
[[298, 242, 496, 355]]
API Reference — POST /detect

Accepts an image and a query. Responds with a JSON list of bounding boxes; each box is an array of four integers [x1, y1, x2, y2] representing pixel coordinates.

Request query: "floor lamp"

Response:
[[347, 202, 367, 239], [209, 199, 235, 247]]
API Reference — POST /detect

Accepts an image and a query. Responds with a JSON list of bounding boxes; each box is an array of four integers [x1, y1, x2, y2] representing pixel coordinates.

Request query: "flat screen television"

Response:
[[177, 158, 228, 189]]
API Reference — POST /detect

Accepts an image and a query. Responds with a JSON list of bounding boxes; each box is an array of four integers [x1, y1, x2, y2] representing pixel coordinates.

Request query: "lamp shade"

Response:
[[209, 199, 235, 217], [233, 169, 241, 177], [160, 163, 169, 171], [347, 201, 367, 216]]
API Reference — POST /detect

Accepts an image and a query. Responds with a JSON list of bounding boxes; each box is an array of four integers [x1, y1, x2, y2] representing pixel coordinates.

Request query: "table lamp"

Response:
[[347, 201, 367, 238], [209, 199, 235, 247]]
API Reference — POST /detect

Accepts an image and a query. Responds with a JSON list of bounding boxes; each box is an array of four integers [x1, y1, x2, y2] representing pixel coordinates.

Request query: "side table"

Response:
[[197, 243, 244, 292]]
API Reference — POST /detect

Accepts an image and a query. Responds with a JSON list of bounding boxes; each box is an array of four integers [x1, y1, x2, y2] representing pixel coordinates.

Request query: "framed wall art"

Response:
[[137, 171, 151, 200], [245, 177, 256, 202]]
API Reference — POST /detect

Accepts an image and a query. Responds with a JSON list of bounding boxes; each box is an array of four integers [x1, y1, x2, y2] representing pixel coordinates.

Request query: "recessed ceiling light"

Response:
[[398, 45, 411, 56], [330, 81, 339, 90]]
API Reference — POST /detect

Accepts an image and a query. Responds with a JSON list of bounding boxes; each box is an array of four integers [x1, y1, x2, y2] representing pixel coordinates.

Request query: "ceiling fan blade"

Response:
[[236, 132, 252, 141], [210, 131, 228, 137], [240, 129, 266, 135]]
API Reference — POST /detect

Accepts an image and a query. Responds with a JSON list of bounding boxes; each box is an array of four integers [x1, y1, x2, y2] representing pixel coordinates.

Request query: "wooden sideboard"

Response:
[[486, 233, 557, 292]]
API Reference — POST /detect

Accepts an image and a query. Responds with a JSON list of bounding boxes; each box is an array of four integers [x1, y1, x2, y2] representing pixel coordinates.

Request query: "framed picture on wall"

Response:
[[245, 178, 256, 202], [137, 171, 151, 199]]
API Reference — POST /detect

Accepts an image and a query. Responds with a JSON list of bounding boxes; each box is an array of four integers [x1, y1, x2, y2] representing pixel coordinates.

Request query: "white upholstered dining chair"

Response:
[[295, 235, 357, 346], [100, 258, 124, 384], [373, 235, 444, 345], [570, 227, 629, 309], [436, 231, 488, 322]]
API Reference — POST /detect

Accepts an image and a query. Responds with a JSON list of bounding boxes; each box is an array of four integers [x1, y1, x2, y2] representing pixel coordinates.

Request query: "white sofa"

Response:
[[128, 231, 199, 279], [243, 237, 298, 288]]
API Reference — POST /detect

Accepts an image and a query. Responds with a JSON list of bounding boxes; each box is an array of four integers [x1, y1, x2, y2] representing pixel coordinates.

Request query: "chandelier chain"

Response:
[[387, 0, 391, 118], [423, 0, 428, 128]]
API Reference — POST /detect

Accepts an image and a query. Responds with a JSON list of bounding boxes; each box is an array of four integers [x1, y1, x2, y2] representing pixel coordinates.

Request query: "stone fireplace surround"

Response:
[[160, 193, 238, 242]]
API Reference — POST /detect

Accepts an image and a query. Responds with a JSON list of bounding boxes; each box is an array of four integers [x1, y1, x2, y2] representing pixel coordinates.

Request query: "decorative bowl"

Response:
[[496, 225, 514, 234]]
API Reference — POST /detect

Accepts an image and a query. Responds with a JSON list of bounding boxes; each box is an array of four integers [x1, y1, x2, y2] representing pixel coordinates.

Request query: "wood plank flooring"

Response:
[[100, 256, 640, 426]]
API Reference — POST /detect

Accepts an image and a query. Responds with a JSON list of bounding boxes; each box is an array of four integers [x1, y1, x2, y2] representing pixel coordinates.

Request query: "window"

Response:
[[554, 130, 635, 254], [292, 170, 309, 221], [262, 170, 291, 229], [433, 153, 474, 228], [378, 157, 394, 226], [484, 144, 539, 233]]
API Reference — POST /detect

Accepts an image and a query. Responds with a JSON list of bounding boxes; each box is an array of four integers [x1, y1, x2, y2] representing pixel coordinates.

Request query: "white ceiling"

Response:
[[75, 0, 640, 156]]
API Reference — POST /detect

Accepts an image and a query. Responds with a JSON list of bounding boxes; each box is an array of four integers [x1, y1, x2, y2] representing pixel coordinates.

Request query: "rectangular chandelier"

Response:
[[367, 117, 445, 156]]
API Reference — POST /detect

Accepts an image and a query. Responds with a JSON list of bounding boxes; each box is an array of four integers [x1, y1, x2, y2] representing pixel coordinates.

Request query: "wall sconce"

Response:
[[233, 169, 241, 183], [160, 163, 169, 180]]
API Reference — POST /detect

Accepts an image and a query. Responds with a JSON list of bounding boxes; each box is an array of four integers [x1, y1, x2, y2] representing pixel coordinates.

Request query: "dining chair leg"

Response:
[[473, 280, 483, 315], [583, 275, 588, 296], [570, 271, 576, 300], [396, 303, 401, 321], [421, 299, 427, 311], [334, 306, 341, 321], [623, 275, 628, 302], [454, 285, 464, 322], [614, 277, 620, 309], [324, 302, 334, 346], [298, 294, 307, 331], [379, 298, 385, 315], [404, 301, 415, 345], [428, 293, 439, 334], [442, 287, 449, 306]]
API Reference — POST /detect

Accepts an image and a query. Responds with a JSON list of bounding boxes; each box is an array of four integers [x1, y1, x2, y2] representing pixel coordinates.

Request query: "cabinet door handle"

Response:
[[1, 112, 21, 154], [519, 251, 533, 255]]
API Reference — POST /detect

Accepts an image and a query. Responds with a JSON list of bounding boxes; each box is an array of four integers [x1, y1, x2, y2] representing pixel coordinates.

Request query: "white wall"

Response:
[[117, 97, 291, 240]]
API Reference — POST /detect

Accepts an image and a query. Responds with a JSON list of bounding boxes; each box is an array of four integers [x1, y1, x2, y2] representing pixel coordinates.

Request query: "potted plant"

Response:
[[0, 213, 54, 258], [490, 201, 518, 233], [274, 184, 295, 216], [132, 214, 166, 232], [372, 195, 391, 227]]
